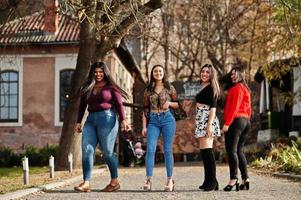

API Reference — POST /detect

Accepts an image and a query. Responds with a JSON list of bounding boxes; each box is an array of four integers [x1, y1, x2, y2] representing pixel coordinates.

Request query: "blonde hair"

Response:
[[200, 64, 220, 99]]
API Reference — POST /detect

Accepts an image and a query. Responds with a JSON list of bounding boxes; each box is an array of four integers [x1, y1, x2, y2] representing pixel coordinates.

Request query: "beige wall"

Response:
[[0, 56, 61, 150], [23, 57, 55, 132]]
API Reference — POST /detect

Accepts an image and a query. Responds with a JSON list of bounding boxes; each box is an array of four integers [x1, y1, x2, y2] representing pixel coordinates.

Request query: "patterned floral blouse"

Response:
[[143, 85, 177, 114]]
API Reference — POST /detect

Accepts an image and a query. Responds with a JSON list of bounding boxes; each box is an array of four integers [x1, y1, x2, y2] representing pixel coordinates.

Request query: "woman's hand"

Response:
[[121, 120, 131, 132], [221, 125, 229, 134], [75, 123, 82, 133], [162, 101, 170, 110], [206, 126, 213, 137], [142, 127, 147, 137]]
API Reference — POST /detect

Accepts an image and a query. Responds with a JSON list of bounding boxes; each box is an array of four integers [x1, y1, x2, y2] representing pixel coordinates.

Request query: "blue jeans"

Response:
[[82, 109, 119, 181], [146, 110, 176, 177]]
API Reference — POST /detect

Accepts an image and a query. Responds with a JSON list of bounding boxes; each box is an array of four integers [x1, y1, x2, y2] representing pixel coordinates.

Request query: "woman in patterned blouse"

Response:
[[142, 64, 179, 192]]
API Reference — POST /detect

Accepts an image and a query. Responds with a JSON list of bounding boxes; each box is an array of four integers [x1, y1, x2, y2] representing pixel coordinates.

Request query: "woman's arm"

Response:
[[165, 85, 179, 109], [206, 107, 216, 137], [75, 93, 87, 133], [168, 102, 179, 109], [222, 85, 244, 133], [111, 88, 126, 121], [111, 88, 131, 131], [142, 111, 147, 136], [224, 86, 243, 126], [142, 90, 150, 136]]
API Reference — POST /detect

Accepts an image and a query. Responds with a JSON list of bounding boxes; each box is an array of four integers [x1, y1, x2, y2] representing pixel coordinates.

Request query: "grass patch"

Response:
[[0, 166, 82, 194], [0, 165, 105, 194], [251, 139, 301, 174], [0, 167, 48, 178]]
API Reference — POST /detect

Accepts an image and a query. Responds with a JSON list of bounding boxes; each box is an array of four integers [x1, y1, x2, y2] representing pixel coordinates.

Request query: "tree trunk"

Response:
[[56, 0, 96, 170], [56, 0, 163, 170], [162, 13, 170, 76]]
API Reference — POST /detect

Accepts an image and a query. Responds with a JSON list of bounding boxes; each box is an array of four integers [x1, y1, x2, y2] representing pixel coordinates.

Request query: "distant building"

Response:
[[172, 81, 201, 100], [254, 57, 301, 140]]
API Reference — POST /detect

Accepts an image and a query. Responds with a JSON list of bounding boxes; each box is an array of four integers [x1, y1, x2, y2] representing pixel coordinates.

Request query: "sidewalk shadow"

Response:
[[44, 189, 206, 193], [118, 189, 207, 193]]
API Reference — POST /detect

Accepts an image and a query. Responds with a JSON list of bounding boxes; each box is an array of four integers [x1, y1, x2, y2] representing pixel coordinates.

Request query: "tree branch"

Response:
[[111, 0, 163, 37], [98, 0, 128, 25], [95, 0, 163, 60], [95, 0, 163, 58]]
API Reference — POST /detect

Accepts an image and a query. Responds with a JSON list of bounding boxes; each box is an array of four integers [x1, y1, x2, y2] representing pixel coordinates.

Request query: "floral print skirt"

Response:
[[194, 105, 221, 138]]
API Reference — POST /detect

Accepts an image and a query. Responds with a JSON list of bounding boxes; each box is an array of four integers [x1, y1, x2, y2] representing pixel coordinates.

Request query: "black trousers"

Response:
[[225, 117, 251, 180]]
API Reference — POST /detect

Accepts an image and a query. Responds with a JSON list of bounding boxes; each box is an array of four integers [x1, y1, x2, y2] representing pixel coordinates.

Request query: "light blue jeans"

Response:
[[146, 110, 176, 177], [82, 109, 119, 181]]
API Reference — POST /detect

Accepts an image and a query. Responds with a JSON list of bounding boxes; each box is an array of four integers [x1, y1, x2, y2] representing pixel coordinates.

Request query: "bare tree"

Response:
[[56, 0, 163, 170], [141, 0, 272, 81]]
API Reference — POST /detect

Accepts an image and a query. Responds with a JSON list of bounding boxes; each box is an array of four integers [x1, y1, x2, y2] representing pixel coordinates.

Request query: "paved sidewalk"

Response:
[[4, 163, 301, 200]]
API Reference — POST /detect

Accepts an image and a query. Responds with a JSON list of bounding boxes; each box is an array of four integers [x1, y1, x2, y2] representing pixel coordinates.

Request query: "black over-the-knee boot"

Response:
[[203, 148, 219, 191], [199, 149, 209, 189]]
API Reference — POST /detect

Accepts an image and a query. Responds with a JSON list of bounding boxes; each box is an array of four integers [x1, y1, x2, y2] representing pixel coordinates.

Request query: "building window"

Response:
[[59, 69, 74, 121], [0, 71, 19, 122]]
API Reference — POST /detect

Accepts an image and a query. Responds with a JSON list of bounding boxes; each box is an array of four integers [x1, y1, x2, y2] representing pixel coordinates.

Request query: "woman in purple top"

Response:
[[74, 62, 130, 192]]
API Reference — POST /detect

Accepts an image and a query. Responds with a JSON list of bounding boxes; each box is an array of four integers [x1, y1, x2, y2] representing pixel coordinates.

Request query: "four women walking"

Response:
[[73, 61, 252, 193]]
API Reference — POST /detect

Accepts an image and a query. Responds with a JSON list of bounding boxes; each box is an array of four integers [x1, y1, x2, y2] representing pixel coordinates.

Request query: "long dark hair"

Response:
[[200, 64, 220, 99], [146, 64, 171, 91], [81, 62, 128, 98], [230, 66, 250, 91]]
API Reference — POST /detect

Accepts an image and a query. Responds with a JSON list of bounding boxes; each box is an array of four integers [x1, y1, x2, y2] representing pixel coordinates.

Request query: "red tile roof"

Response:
[[0, 11, 79, 45]]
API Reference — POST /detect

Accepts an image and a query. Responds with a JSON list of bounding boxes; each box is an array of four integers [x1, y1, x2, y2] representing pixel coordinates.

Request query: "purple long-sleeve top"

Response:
[[77, 84, 126, 123]]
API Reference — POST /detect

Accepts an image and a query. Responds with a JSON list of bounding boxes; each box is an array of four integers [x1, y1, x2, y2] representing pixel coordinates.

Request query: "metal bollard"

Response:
[[22, 156, 29, 185], [68, 153, 73, 173], [49, 155, 55, 178]]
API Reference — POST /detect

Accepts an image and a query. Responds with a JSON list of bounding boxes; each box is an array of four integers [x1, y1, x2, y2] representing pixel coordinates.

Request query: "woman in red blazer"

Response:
[[221, 66, 252, 192]]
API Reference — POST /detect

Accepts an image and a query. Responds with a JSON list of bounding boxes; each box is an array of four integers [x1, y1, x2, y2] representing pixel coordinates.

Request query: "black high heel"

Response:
[[239, 180, 250, 190], [223, 179, 239, 192]]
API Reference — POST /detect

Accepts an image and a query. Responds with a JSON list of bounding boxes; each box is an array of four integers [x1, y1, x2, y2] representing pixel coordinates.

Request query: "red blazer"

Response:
[[224, 83, 252, 126]]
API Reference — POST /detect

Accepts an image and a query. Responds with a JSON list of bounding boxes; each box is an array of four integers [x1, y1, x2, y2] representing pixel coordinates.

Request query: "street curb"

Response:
[[0, 168, 105, 200], [251, 168, 301, 181], [271, 172, 301, 180], [0, 188, 40, 200]]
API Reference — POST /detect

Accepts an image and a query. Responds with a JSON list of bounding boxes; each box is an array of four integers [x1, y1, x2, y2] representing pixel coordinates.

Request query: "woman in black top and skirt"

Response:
[[194, 64, 221, 191]]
